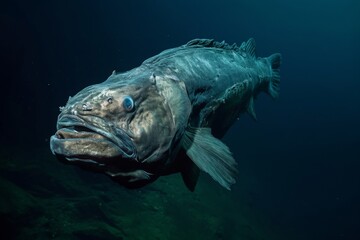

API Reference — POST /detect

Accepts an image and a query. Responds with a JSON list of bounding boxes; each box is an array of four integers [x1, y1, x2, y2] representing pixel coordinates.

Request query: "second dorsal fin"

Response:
[[185, 38, 256, 58], [239, 38, 256, 58]]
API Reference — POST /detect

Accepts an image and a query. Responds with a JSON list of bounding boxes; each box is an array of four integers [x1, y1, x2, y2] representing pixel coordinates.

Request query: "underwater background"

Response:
[[1, 0, 359, 239]]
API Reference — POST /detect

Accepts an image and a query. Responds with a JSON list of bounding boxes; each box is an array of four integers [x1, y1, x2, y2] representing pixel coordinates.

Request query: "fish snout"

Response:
[[59, 102, 95, 116], [73, 96, 120, 116], [66, 101, 100, 116], [81, 102, 93, 111], [73, 101, 95, 114]]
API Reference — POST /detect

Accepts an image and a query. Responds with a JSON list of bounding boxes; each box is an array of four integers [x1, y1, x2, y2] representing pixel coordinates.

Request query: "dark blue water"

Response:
[[1, 0, 359, 239]]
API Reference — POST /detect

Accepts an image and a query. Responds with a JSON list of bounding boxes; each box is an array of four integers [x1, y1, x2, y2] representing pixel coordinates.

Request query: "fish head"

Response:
[[50, 70, 191, 188]]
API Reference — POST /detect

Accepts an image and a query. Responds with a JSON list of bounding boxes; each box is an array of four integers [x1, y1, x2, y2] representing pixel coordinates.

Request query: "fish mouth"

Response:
[[50, 114, 157, 188], [50, 114, 137, 166]]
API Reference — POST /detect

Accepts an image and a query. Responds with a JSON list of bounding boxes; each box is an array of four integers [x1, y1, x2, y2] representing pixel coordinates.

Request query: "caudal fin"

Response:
[[267, 53, 282, 99]]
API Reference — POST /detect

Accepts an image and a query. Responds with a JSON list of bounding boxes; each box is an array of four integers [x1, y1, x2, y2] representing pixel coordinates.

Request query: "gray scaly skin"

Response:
[[50, 38, 281, 191]]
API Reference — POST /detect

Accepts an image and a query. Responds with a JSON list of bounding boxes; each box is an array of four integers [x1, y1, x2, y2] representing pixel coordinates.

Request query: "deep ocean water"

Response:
[[1, 0, 359, 239]]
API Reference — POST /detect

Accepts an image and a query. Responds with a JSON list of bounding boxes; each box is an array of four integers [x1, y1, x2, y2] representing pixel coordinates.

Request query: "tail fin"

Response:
[[267, 53, 282, 99]]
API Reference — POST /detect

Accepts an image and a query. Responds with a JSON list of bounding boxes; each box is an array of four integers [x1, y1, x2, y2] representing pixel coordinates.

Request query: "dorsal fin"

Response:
[[185, 38, 256, 58], [239, 38, 256, 58]]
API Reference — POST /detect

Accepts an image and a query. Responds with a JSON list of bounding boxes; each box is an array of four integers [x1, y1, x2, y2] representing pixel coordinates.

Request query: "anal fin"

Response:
[[247, 96, 257, 121]]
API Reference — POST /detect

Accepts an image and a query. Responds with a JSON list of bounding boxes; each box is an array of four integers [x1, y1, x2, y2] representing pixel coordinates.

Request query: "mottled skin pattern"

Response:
[[143, 39, 279, 137], [50, 39, 281, 190]]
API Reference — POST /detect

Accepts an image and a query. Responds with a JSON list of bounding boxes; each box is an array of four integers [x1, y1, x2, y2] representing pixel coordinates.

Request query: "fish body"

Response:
[[50, 38, 281, 191]]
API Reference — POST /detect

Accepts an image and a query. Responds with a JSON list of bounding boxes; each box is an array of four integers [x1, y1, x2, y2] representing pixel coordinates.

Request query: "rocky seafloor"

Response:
[[0, 147, 285, 240]]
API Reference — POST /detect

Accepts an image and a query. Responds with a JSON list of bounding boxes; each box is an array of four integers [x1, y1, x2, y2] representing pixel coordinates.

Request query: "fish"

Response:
[[50, 38, 281, 191]]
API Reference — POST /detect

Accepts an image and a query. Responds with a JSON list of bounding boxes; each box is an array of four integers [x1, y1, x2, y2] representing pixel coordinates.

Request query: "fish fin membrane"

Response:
[[182, 126, 237, 190], [267, 53, 282, 99], [247, 96, 257, 121], [186, 38, 256, 58], [181, 156, 200, 192], [239, 38, 256, 58]]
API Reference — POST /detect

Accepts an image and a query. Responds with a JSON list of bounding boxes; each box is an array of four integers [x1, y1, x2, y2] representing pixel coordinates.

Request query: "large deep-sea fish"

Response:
[[50, 38, 281, 191]]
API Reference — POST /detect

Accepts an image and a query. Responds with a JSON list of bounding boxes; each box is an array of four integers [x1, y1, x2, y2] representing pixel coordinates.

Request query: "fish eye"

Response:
[[122, 96, 134, 112]]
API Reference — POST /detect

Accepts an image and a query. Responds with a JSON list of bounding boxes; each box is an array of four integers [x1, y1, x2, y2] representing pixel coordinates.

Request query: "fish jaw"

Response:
[[49, 120, 160, 188], [51, 113, 136, 156], [50, 128, 159, 188], [49, 113, 152, 182]]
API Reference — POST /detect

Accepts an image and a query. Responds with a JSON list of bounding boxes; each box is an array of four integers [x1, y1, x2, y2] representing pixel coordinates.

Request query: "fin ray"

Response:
[[247, 96, 257, 121], [239, 38, 256, 57], [186, 38, 256, 58], [267, 53, 281, 99], [182, 127, 237, 190]]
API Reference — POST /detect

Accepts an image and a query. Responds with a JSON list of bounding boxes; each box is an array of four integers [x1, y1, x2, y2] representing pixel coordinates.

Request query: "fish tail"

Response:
[[267, 53, 282, 99]]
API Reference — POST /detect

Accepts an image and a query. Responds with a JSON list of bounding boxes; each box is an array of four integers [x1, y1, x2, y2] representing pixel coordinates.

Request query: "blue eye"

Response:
[[123, 96, 134, 112]]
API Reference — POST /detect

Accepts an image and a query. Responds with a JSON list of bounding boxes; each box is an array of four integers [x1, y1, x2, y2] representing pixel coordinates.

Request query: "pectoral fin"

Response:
[[182, 126, 237, 190]]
